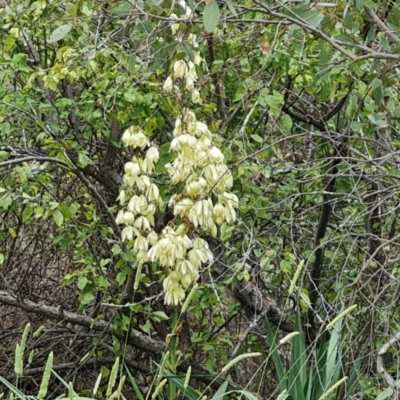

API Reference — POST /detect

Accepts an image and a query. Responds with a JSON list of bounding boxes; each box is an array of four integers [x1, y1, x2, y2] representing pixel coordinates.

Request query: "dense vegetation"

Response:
[[1, 0, 400, 398]]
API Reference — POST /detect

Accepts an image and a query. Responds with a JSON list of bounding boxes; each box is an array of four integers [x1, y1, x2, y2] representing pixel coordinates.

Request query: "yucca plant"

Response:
[[265, 312, 361, 400]]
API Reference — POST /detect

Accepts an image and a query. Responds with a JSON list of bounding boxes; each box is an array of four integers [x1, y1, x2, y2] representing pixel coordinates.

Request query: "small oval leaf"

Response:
[[203, 1, 220, 33], [48, 24, 71, 43]]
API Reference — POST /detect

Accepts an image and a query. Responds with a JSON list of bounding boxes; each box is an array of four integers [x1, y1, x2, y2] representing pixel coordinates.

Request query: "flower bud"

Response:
[[208, 146, 224, 163], [191, 89, 201, 104], [173, 60, 187, 79], [163, 76, 173, 92]]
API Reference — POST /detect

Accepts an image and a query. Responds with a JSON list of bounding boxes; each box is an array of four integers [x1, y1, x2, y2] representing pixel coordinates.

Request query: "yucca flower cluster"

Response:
[[116, 112, 238, 305], [162, 2, 203, 104]]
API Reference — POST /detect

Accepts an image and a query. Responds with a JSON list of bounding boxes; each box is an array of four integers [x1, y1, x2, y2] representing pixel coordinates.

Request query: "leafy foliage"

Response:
[[2, 0, 400, 398]]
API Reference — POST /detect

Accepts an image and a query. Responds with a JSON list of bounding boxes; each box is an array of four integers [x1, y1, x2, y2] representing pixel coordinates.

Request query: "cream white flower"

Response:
[[189, 199, 213, 228], [176, 259, 193, 275], [191, 89, 201, 104], [213, 203, 227, 225], [117, 190, 126, 205], [187, 61, 197, 80], [183, 109, 196, 124], [164, 280, 185, 305], [123, 211, 135, 225], [136, 250, 148, 265], [185, 77, 194, 90], [195, 121, 210, 136], [170, 14, 180, 35], [115, 209, 125, 225], [122, 128, 150, 149], [174, 197, 194, 218], [128, 195, 148, 215], [204, 164, 233, 191], [219, 192, 239, 208], [147, 230, 158, 246], [146, 147, 159, 163], [187, 34, 199, 48], [171, 134, 197, 152], [171, 23, 180, 35], [147, 183, 160, 202], [146, 203, 157, 215], [208, 146, 224, 163], [121, 129, 133, 145], [180, 273, 193, 288], [135, 175, 151, 192], [121, 226, 135, 241], [163, 76, 173, 92], [134, 235, 148, 253], [186, 177, 207, 198], [218, 192, 239, 223], [197, 135, 212, 150], [173, 60, 187, 79], [173, 117, 182, 137], [134, 216, 152, 231], [193, 52, 203, 66], [192, 238, 213, 263], [123, 174, 136, 187], [125, 161, 141, 176]]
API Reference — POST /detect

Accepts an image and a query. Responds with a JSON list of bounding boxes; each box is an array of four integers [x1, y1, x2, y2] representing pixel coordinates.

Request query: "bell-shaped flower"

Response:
[[115, 209, 125, 225], [173, 118, 182, 137], [128, 195, 148, 215], [134, 216, 152, 232], [187, 61, 197, 80], [146, 147, 159, 163], [193, 52, 203, 66], [173, 60, 187, 79], [125, 161, 141, 176], [189, 199, 212, 228], [213, 203, 227, 225], [121, 226, 135, 242], [174, 197, 194, 218], [164, 281, 185, 305], [208, 146, 224, 164], [147, 230, 158, 246], [123, 174, 136, 187], [147, 184, 160, 202], [185, 77, 194, 90], [192, 238, 213, 263], [136, 250, 148, 265], [135, 175, 151, 192], [187, 34, 199, 48], [163, 76, 173, 92], [134, 235, 148, 253], [123, 211, 135, 225], [198, 135, 212, 150], [170, 14, 180, 35], [191, 89, 201, 104], [195, 121, 210, 136], [117, 190, 126, 205]]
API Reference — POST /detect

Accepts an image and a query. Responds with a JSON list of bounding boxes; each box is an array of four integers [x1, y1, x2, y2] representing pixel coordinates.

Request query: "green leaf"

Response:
[[151, 311, 170, 321], [78, 152, 92, 168], [203, 0, 220, 33], [77, 276, 88, 290], [47, 24, 71, 43], [290, 5, 324, 28], [163, 369, 201, 400], [250, 134, 264, 143], [211, 381, 228, 399], [225, 0, 237, 16], [52, 209, 64, 227], [80, 292, 95, 305], [22, 205, 34, 222]]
